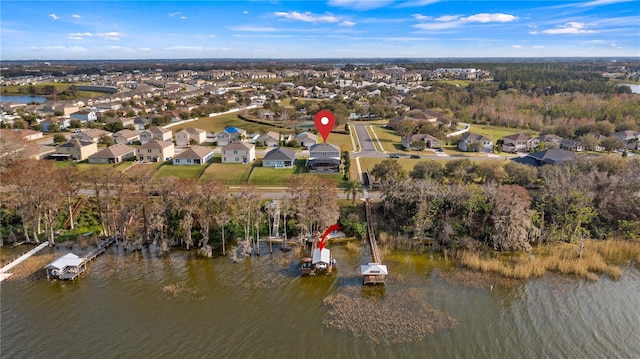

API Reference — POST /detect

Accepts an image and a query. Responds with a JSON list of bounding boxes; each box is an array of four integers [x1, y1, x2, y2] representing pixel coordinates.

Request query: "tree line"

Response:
[[0, 160, 339, 255], [371, 157, 640, 252]]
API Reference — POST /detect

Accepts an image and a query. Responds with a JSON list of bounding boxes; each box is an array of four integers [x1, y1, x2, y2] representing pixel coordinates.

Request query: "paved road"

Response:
[[352, 124, 378, 153]]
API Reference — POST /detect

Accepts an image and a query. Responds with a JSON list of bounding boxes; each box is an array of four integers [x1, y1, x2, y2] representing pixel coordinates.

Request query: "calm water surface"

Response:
[[0, 95, 47, 104], [1, 243, 639, 359]]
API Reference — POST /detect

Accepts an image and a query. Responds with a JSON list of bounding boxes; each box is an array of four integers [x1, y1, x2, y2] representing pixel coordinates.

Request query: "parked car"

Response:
[[436, 148, 444, 152], [410, 154, 421, 159], [389, 154, 400, 158]]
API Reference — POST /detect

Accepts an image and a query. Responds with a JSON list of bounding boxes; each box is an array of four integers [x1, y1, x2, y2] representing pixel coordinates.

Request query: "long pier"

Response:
[[0, 242, 50, 282], [361, 199, 387, 284]]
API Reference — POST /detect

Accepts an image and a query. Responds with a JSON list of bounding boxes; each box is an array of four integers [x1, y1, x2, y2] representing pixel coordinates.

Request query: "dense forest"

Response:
[[371, 157, 640, 251]]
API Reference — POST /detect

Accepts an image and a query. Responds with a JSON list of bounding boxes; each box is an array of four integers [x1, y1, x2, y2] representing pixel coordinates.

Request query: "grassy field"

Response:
[[369, 125, 402, 152], [326, 132, 354, 152], [0, 82, 104, 99], [56, 161, 135, 172], [154, 162, 210, 179], [200, 160, 253, 185], [468, 124, 538, 141], [434, 79, 472, 87]]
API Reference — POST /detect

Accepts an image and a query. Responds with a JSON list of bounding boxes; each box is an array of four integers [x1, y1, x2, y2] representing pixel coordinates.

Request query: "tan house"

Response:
[[222, 142, 255, 163], [54, 139, 98, 161], [113, 129, 140, 145], [12, 129, 44, 141], [74, 129, 112, 143], [140, 126, 172, 144], [175, 127, 207, 146], [172, 146, 214, 165], [502, 133, 533, 153], [137, 140, 175, 162], [88, 144, 137, 164]]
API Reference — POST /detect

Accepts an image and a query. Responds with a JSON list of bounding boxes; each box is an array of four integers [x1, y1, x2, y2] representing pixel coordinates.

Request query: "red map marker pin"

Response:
[[314, 110, 335, 143]]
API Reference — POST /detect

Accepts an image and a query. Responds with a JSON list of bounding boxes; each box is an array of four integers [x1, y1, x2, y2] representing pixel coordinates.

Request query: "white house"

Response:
[[458, 133, 493, 152], [175, 127, 207, 146], [172, 145, 214, 165], [222, 142, 255, 163]]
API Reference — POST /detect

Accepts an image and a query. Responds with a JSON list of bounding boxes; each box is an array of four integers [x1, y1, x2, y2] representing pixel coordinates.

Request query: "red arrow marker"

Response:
[[314, 110, 335, 143]]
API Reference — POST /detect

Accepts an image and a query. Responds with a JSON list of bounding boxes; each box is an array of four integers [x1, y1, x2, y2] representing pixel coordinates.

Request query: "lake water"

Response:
[[624, 84, 640, 94], [2, 243, 639, 359], [0, 95, 48, 104]]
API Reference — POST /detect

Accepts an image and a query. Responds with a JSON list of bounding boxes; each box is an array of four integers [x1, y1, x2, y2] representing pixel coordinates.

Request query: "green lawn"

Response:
[[154, 163, 209, 179], [200, 160, 253, 185], [369, 125, 402, 152], [326, 132, 354, 152], [468, 124, 538, 142]]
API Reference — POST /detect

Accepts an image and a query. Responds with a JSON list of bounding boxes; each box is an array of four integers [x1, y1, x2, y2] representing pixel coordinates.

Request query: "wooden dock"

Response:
[[45, 236, 116, 281], [361, 199, 388, 285]]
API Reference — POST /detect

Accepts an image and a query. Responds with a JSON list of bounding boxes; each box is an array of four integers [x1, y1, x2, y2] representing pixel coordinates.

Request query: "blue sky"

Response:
[[1, 0, 639, 60]]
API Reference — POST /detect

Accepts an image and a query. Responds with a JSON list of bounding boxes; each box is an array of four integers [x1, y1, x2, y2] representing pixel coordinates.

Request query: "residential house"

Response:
[[133, 117, 151, 130], [88, 144, 137, 164], [294, 132, 318, 148], [175, 127, 207, 146], [308, 143, 341, 173], [560, 138, 584, 152], [458, 133, 493, 152], [12, 129, 43, 141], [113, 129, 140, 145], [501, 133, 532, 153], [140, 126, 172, 144], [531, 134, 563, 150], [74, 129, 111, 143], [222, 142, 255, 163], [402, 133, 442, 150], [40, 117, 71, 132], [262, 147, 296, 168], [137, 139, 175, 162], [216, 126, 247, 147], [104, 117, 135, 128], [70, 110, 97, 123], [512, 149, 576, 167], [256, 131, 283, 147], [172, 146, 214, 165], [612, 130, 640, 150], [54, 139, 98, 161]]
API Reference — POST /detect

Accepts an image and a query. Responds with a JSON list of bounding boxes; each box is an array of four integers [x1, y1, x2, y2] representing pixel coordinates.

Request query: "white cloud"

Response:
[[243, 11, 249, 14], [436, 15, 461, 22], [68, 32, 93, 40], [328, 0, 394, 10], [229, 25, 277, 32], [138, 47, 153, 52], [578, 0, 633, 7], [71, 14, 81, 19], [533, 45, 545, 49], [68, 32, 125, 41], [412, 14, 432, 21], [49, 14, 59, 20], [529, 31, 538, 35], [340, 20, 356, 27], [413, 21, 461, 30], [273, 11, 339, 23], [169, 12, 181, 17], [542, 22, 596, 35], [180, 16, 189, 20], [163, 46, 231, 52], [31, 45, 87, 52], [97, 32, 125, 41], [512, 45, 523, 49], [414, 12, 518, 31], [397, 0, 440, 8], [462, 13, 518, 23]]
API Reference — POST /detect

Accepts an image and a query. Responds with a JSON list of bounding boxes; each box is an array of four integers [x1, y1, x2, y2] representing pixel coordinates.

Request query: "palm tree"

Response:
[[344, 180, 363, 206]]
